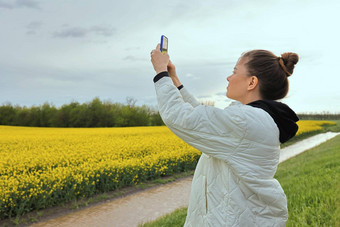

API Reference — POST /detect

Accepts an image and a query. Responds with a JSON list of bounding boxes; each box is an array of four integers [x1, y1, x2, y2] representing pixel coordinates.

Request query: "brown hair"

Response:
[[241, 50, 299, 100]]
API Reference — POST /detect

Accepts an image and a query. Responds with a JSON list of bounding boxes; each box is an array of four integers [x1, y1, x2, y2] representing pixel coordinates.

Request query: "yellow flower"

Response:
[[0, 121, 334, 217]]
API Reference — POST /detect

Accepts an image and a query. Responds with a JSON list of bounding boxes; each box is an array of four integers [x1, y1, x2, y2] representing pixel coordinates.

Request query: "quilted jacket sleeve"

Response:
[[154, 74, 247, 162], [179, 87, 201, 107]]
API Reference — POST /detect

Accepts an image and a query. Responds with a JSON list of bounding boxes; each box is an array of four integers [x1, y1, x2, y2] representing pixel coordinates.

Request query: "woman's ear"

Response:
[[247, 76, 259, 91]]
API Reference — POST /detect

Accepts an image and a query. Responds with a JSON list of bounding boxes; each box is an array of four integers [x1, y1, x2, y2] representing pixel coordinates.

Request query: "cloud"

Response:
[[0, 0, 40, 9], [26, 21, 42, 35], [215, 92, 226, 96], [26, 21, 42, 29], [90, 25, 115, 37], [123, 55, 146, 62], [125, 47, 141, 51], [52, 25, 116, 38], [184, 73, 199, 79], [53, 27, 87, 38]]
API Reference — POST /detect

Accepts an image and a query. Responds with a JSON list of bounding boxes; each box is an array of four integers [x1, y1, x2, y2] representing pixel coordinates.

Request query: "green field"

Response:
[[140, 135, 340, 227]]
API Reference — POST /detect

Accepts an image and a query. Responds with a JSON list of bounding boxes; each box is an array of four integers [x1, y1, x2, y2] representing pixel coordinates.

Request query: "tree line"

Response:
[[0, 98, 164, 127], [1, 98, 339, 128], [297, 113, 340, 120]]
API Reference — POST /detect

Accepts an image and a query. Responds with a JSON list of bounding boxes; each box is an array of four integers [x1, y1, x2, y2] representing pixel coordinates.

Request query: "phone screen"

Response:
[[160, 35, 168, 53]]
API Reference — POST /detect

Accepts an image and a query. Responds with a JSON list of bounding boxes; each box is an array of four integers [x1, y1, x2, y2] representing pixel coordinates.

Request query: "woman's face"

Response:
[[226, 57, 251, 102]]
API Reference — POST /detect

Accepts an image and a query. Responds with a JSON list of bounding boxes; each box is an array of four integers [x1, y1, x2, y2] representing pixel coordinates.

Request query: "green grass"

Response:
[[276, 135, 340, 226], [140, 135, 340, 227], [139, 207, 188, 227]]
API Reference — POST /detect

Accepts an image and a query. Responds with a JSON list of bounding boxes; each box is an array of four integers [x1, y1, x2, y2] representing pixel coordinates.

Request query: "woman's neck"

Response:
[[240, 92, 263, 105]]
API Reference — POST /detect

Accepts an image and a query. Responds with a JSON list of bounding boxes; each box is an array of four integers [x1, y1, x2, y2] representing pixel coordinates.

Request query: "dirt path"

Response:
[[279, 132, 340, 162], [30, 177, 192, 227], [29, 132, 340, 227]]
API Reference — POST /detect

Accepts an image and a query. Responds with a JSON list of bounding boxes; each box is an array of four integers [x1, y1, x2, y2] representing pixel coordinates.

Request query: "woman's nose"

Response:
[[227, 75, 231, 82]]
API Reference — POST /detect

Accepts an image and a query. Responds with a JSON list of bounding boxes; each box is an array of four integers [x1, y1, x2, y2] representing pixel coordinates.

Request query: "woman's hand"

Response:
[[151, 44, 182, 87], [167, 60, 176, 76], [167, 60, 182, 87], [151, 44, 169, 74]]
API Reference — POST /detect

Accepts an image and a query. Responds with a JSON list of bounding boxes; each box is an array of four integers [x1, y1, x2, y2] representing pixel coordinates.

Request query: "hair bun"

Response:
[[280, 52, 299, 77]]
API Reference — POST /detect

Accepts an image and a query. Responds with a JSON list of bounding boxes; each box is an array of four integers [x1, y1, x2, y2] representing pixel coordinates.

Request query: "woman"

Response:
[[150, 44, 299, 226]]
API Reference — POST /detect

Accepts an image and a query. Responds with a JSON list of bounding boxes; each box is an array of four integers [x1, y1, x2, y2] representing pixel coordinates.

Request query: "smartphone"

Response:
[[160, 35, 168, 54]]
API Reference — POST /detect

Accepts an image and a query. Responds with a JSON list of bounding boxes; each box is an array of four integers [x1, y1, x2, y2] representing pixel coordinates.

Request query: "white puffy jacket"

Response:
[[154, 73, 295, 227]]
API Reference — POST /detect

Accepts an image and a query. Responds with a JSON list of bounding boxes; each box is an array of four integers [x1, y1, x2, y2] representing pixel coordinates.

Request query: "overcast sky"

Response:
[[1, 0, 339, 113]]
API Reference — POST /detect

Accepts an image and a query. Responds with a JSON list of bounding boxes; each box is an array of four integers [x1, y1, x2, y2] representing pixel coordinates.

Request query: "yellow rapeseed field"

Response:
[[296, 120, 335, 135], [0, 120, 336, 218]]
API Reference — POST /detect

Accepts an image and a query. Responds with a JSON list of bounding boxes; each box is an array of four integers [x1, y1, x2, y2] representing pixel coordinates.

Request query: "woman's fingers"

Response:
[[150, 43, 161, 56], [150, 43, 169, 74]]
